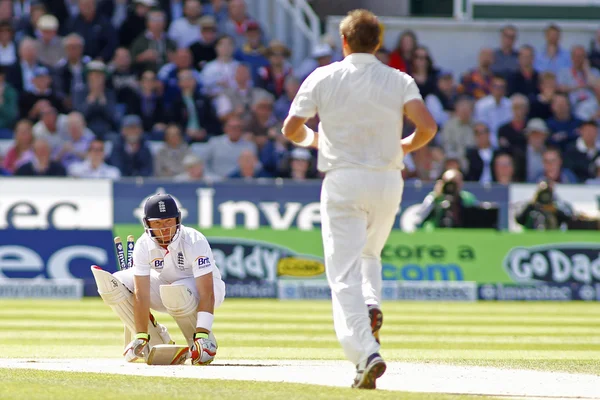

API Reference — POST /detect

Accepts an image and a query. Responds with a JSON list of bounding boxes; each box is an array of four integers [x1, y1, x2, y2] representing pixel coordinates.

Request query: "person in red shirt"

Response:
[[388, 30, 417, 73]]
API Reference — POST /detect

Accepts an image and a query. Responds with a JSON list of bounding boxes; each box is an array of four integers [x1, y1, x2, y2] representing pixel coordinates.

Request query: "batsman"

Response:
[[92, 193, 226, 365]]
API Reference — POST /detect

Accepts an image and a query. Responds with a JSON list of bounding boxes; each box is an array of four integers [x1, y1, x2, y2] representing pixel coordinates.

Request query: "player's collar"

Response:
[[343, 53, 378, 65]]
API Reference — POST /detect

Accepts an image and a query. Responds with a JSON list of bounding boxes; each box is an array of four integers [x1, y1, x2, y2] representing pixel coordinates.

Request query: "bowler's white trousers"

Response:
[[321, 168, 403, 365], [113, 269, 226, 313]]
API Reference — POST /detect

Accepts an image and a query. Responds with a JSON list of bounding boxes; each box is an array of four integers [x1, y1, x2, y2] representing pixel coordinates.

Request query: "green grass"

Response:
[[1, 299, 600, 377], [0, 369, 498, 400]]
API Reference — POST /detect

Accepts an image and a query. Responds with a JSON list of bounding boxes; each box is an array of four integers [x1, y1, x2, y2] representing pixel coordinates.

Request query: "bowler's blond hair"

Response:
[[339, 9, 381, 53]]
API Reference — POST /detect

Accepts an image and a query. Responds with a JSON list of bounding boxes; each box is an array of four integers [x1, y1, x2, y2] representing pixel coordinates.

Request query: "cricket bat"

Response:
[[146, 344, 190, 366]]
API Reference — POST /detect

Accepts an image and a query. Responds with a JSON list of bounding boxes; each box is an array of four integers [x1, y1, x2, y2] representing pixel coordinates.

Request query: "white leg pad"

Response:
[[160, 284, 201, 347], [91, 267, 172, 349]]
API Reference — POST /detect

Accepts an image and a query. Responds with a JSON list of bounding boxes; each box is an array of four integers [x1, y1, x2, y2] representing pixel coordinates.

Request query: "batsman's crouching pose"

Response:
[[93, 193, 226, 365]]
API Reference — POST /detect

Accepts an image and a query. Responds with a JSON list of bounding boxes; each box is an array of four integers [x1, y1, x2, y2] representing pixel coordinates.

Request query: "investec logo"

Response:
[[134, 188, 321, 230]]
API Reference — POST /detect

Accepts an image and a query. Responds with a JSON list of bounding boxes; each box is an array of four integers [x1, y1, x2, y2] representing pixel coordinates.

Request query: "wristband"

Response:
[[196, 311, 214, 331], [295, 126, 315, 147], [135, 332, 149, 340], [194, 332, 209, 340]]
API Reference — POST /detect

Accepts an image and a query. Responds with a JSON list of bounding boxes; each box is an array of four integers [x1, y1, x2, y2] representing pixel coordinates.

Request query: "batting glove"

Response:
[[190, 332, 217, 365], [123, 332, 150, 362]]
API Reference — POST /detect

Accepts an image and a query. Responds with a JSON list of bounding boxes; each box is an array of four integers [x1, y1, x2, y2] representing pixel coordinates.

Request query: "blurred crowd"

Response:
[[0, 0, 598, 185]]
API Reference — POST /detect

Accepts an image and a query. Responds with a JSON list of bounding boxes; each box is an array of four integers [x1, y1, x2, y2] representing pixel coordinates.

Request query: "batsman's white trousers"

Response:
[[113, 269, 226, 313], [321, 168, 403, 365]]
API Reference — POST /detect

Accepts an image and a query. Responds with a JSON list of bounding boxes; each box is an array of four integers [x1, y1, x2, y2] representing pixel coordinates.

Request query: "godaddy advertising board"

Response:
[[1, 178, 599, 301]]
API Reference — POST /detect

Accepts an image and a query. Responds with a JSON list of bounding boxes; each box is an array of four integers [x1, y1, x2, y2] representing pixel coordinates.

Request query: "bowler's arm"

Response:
[[401, 99, 438, 154], [282, 116, 319, 149], [282, 72, 319, 148]]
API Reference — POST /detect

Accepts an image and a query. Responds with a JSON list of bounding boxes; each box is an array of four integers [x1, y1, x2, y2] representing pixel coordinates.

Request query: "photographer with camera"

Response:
[[515, 180, 575, 230]]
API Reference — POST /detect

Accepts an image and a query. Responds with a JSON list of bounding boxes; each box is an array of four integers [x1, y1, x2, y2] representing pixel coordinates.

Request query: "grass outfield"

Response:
[[0, 299, 599, 376]]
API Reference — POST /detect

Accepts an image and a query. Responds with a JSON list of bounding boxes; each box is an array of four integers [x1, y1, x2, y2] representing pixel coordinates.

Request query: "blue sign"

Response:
[[0, 230, 119, 296], [477, 283, 600, 301]]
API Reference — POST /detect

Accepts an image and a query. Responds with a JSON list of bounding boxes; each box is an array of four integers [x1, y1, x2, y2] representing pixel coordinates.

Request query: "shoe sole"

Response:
[[353, 359, 387, 389], [369, 307, 383, 344]]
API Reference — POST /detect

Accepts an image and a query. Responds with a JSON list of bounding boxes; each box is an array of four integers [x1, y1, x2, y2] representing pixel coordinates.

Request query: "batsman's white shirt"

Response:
[[288, 53, 423, 366], [289, 53, 422, 173]]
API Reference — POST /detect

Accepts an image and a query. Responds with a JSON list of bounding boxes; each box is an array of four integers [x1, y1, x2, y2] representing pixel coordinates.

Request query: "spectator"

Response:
[[32, 103, 67, 154], [0, 66, 18, 130], [546, 93, 581, 151], [535, 24, 572, 74], [107, 114, 153, 176], [228, 149, 269, 178], [557, 45, 600, 121], [14, 137, 66, 176], [57, 111, 95, 168], [2, 119, 34, 173], [492, 25, 519, 77], [67, 0, 118, 62], [157, 47, 201, 108], [375, 47, 390, 65], [585, 158, 600, 184], [589, 28, 600, 71], [189, 15, 218, 71], [295, 43, 333, 83], [0, 1, 11, 25], [281, 147, 315, 180], [564, 120, 600, 182], [438, 97, 475, 164], [68, 138, 121, 179], [170, 68, 220, 141], [256, 40, 293, 98], [273, 75, 300, 122], [528, 71, 557, 120], [154, 123, 192, 177], [161, 0, 184, 26], [498, 93, 529, 152], [0, 20, 16, 67], [109, 47, 138, 106], [509, 45, 539, 97], [465, 122, 497, 183], [214, 63, 264, 123], [492, 152, 516, 184], [118, 0, 155, 48], [222, 0, 253, 49], [234, 20, 268, 82], [7, 37, 44, 93], [34, 14, 64, 67], [14, 0, 46, 42], [202, 0, 228, 32], [404, 145, 439, 182], [54, 33, 90, 111], [522, 118, 549, 183], [168, 0, 202, 48], [200, 115, 256, 179], [535, 147, 577, 183], [18, 66, 63, 119], [474, 74, 513, 147], [425, 70, 457, 129], [73, 61, 118, 139], [409, 46, 438, 99], [130, 9, 176, 73], [200, 35, 239, 97], [126, 69, 167, 136], [459, 48, 495, 100], [388, 30, 416, 73], [174, 152, 211, 182]]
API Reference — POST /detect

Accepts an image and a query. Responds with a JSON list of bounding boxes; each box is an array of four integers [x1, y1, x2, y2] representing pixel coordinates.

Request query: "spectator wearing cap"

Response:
[[202, 0, 228, 32], [0, 20, 16, 67], [54, 33, 90, 111], [438, 96, 475, 165], [535, 146, 577, 184], [0, 65, 18, 131], [234, 20, 268, 81], [18, 66, 63, 119], [228, 149, 269, 179], [459, 48, 495, 100], [170, 67, 221, 142], [474, 74, 513, 147], [508, 45, 539, 98], [256, 40, 293, 98], [154, 123, 192, 177], [189, 16, 218, 71], [213, 63, 264, 123], [108, 47, 138, 106], [73, 61, 118, 140], [2, 119, 34, 173], [491, 25, 519, 78], [409, 46, 439, 99], [425, 70, 457, 129], [295, 43, 332, 83], [107, 114, 153, 176], [118, 0, 156, 48], [7, 37, 45, 93], [388, 30, 417, 73], [168, 0, 202, 48], [174, 152, 213, 182], [222, 0, 255, 49], [34, 14, 64, 67], [67, 0, 118, 63], [557, 45, 600, 121], [545, 93, 581, 152], [57, 111, 95, 168], [157, 48, 202, 108], [521, 118, 549, 182], [68, 138, 121, 179], [528, 72, 557, 120], [535, 24, 571, 75], [281, 147, 315, 180], [564, 120, 600, 182], [497, 93, 529, 153], [125, 69, 167, 136], [130, 9, 176, 74], [200, 35, 239, 97], [15, 137, 66, 176], [199, 115, 256, 179], [273, 75, 300, 122]]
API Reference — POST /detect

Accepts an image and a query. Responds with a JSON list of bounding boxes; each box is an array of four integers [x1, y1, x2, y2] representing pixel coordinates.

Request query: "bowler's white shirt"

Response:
[[289, 53, 422, 173], [132, 225, 223, 284]]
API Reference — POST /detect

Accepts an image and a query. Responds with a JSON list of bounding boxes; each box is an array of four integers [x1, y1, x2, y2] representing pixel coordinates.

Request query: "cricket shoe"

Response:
[[351, 352, 386, 389], [368, 305, 383, 344]]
